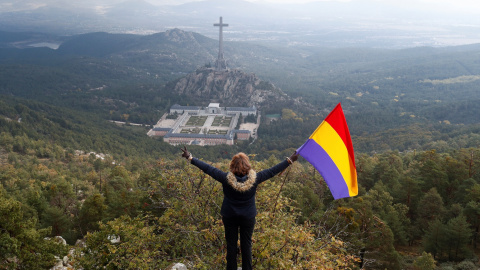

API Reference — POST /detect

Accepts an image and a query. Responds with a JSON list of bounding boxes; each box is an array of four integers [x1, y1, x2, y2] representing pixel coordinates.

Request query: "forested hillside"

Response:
[[1, 111, 480, 268], [2, 30, 480, 125], [2, 30, 480, 154], [1, 29, 480, 269]]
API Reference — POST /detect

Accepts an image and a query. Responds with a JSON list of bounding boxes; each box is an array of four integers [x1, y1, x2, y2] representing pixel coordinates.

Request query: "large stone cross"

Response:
[[214, 16, 229, 70]]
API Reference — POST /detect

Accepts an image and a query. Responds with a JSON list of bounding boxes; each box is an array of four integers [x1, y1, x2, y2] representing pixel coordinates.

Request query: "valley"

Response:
[[1, 12, 480, 268]]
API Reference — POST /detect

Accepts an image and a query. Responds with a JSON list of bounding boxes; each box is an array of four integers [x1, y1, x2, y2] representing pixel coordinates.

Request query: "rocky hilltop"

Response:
[[172, 67, 309, 110]]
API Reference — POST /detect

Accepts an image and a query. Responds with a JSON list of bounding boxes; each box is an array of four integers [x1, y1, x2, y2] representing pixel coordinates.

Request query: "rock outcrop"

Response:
[[165, 263, 189, 270], [172, 67, 309, 111], [48, 236, 74, 270]]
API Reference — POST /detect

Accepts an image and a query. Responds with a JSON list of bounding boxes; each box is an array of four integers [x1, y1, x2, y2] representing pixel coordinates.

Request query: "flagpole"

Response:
[[272, 167, 291, 217]]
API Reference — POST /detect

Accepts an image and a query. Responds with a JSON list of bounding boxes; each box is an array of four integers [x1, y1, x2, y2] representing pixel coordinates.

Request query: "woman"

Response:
[[181, 146, 299, 270]]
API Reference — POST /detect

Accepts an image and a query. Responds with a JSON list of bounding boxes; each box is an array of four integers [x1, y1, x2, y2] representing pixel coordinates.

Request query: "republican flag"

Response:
[[297, 103, 357, 200]]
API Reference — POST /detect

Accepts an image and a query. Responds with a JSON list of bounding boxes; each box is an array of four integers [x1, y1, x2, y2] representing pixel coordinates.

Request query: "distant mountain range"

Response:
[[1, 0, 480, 48], [1, 28, 480, 126]]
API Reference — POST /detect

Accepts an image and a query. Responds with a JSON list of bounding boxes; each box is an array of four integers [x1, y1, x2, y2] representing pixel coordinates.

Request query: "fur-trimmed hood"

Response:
[[226, 170, 257, 192]]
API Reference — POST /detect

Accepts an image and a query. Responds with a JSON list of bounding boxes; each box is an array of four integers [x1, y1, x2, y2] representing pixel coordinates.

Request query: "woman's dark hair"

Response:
[[230, 152, 251, 176]]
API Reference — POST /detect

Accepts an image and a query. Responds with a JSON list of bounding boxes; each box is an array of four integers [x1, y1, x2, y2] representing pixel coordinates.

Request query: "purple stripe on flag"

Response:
[[298, 139, 350, 199]]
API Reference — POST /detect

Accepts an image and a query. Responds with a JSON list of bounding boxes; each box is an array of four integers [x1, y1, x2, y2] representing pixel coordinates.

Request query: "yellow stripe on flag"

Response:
[[310, 122, 358, 196]]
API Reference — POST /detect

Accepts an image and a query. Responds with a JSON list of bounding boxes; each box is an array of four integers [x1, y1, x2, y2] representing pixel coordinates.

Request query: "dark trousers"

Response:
[[222, 216, 256, 270]]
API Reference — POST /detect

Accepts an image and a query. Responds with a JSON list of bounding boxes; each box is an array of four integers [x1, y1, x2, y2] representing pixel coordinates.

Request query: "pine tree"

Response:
[[464, 201, 480, 249], [443, 215, 472, 261], [423, 218, 445, 259], [0, 187, 67, 269], [416, 188, 445, 233], [78, 193, 107, 234]]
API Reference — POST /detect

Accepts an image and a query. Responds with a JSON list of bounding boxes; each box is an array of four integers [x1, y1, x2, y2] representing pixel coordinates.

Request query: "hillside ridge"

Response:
[[172, 67, 309, 110]]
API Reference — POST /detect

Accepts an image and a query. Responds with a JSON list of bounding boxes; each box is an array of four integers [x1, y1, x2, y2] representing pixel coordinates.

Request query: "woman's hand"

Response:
[[288, 151, 299, 164], [181, 146, 192, 160]]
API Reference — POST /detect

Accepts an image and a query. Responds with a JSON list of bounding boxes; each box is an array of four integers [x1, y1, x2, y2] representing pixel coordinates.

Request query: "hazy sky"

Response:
[[149, 0, 480, 9], [1, 0, 479, 17], [2, 0, 480, 13], [249, 0, 479, 13], [1, 0, 479, 47], [143, 0, 480, 15]]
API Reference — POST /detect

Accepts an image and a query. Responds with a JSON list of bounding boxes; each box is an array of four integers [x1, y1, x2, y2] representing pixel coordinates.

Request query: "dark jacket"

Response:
[[190, 158, 290, 218]]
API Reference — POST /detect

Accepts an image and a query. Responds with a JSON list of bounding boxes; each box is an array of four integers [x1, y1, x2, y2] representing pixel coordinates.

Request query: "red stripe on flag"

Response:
[[325, 103, 356, 168]]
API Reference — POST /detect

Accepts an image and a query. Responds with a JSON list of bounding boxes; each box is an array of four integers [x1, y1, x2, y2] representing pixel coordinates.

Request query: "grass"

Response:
[[180, 128, 200, 134], [186, 116, 208, 126], [207, 129, 228, 135], [211, 116, 232, 127]]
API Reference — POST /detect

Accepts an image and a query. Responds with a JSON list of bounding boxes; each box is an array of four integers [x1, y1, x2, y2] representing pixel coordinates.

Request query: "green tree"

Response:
[[413, 251, 436, 270], [75, 215, 165, 270], [336, 196, 402, 270], [443, 155, 469, 204], [465, 183, 480, 204], [445, 203, 463, 220], [443, 215, 472, 261], [372, 152, 403, 193], [365, 183, 410, 245], [423, 218, 445, 259], [281, 108, 297, 120], [104, 176, 141, 219], [42, 206, 72, 236], [93, 158, 105, 190], [464, 201, 480, 249], [355, 153, 376, 190], [0, 187, 67, 269], [417, 151, 448, 198], [76, 159, 357, 269], [78, 193, 107, 234], [416, 188, 445, 233]]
